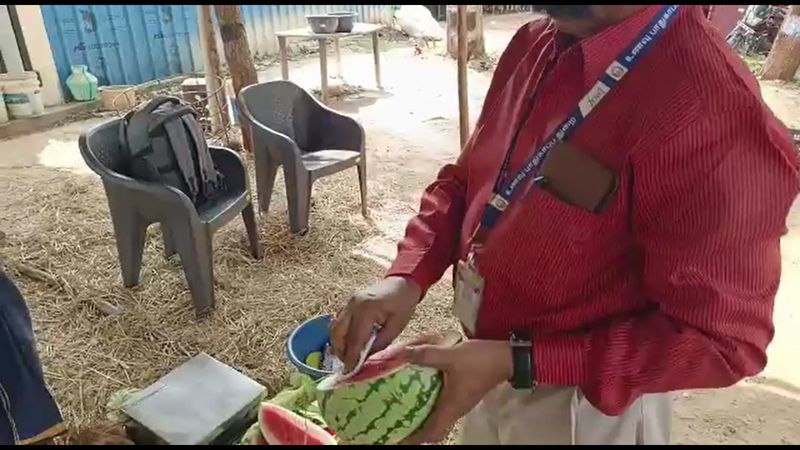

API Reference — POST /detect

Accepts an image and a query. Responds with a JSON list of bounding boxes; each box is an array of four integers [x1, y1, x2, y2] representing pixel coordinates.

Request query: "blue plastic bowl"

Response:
[[286, 314, 335, 380]]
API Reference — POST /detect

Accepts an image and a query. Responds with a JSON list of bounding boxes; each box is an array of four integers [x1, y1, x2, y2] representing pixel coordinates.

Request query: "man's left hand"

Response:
[[400, 338, 514, 444]]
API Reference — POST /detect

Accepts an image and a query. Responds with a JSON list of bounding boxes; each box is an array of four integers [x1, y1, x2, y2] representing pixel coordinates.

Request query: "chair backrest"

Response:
[[79, 118, 130, 176], [238, 81, 321, 151]]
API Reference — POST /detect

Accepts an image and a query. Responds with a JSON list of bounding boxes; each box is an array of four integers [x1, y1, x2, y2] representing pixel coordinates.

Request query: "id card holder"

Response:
[[453, 259, 485, 336]]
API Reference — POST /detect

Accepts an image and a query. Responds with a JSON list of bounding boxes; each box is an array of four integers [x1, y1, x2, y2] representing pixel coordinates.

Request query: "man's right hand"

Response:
[[330, 276, 422, 373]]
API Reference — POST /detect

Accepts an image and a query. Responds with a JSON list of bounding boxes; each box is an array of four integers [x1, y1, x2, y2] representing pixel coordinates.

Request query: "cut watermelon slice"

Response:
[[258, 403, 337, 445], [318, 331, 462, 390]]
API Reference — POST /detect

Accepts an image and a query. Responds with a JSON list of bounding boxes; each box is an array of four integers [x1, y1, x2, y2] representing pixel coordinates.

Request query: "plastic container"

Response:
[[28, 81, 44, 116], [66, 64, 99, 102], [3, 79, 43, 119], [286, 314, 335, 380], [0, 71, 39, 84], [306, 15, 339, 34], [99, 85, 137, 112], [329, 11, 358, 32]]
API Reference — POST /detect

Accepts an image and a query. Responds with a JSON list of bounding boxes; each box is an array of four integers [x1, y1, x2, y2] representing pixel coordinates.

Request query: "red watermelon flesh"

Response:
[[344, 339, 409, 383], [258, 403, 337, 445], [321, 331, 463, 389]]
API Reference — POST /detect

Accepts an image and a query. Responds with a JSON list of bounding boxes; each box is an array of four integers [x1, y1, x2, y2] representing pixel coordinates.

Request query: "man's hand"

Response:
[[330, 276, 422, 373], [400, 339, 514, 444]]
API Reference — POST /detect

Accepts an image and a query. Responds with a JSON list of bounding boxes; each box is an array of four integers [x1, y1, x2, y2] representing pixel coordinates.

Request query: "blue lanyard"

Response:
[[473, 5, 681, 246]]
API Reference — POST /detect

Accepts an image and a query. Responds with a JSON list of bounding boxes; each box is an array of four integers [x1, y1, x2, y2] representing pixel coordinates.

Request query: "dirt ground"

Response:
[[1, 13, 799, 444]]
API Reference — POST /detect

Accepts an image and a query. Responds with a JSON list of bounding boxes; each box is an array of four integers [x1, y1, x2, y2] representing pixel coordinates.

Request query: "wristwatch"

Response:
[[509, 330, 536, 390]]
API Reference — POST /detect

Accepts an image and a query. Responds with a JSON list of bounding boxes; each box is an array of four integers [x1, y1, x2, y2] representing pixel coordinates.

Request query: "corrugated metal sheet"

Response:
[[41, 4, 392, 88]]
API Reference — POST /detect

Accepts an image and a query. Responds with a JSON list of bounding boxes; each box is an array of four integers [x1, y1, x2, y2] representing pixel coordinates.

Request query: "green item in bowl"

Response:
[[305, 351, 323, 369]]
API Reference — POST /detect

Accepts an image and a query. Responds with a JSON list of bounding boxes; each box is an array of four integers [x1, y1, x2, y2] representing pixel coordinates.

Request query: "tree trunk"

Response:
[[762, 5, 800, 81], [214, 5, 258, 153], [198, 5, 228, 134], [446, 5, 484, 60]]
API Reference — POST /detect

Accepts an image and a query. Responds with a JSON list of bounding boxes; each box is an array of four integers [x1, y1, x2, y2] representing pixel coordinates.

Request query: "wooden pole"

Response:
[[198, 5, 227, 133], [214, 5, 258, 153], [457, 4, 469, 150]]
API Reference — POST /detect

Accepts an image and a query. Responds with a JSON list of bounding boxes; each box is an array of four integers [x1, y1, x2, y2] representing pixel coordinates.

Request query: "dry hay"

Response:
[[0, 162, 456, 441]]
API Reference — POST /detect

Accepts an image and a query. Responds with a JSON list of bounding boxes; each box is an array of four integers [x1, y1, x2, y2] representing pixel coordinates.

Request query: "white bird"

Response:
[[392, 5, 445, 51]]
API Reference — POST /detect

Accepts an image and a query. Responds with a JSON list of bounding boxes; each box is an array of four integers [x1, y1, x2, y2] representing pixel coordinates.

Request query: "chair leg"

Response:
[[242, 202, 263, 259], [108, 205, 148, 288], [285, 167, 312, 235], [170, 222, 215, 318], [254, 151, 279, 216], [357, 157, 368, 218], [161, 224, 177, 258]]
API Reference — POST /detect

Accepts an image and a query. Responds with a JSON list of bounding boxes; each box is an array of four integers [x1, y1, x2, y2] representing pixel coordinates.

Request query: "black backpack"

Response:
[[119, 96, 225, 206]]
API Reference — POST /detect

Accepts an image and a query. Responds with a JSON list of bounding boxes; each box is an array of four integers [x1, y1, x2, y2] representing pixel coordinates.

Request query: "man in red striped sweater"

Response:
[[331, 4, 799, 444]]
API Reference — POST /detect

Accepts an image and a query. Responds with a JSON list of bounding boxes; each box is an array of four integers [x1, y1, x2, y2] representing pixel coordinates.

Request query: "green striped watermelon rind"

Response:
[[317, 364, 443, 445], [315, 332, 462, 445]]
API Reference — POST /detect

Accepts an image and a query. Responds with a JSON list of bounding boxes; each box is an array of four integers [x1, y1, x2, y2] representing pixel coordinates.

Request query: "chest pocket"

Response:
[[510, 141, 620, 253], [538, 141, 619, 214], [525, 187, 608, 255], [480, 155, 626, 300]]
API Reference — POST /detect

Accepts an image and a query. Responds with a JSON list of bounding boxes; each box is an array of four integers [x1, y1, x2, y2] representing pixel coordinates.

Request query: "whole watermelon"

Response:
[[316, 332, 461, 445]]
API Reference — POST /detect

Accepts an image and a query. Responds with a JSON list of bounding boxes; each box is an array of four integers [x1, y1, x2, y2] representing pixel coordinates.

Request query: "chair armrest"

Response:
[[78, 134, 192, 211], [209, 145, 247, 194], [317, 110, 365, 153], [98, 169, 196, 214], [301, 94, 364, 153]]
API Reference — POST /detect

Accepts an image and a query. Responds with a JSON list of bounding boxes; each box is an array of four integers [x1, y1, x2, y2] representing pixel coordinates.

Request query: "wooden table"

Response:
[[275, 23, 383, 104]]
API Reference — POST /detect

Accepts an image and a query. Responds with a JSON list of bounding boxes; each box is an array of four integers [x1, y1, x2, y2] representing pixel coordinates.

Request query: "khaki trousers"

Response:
[[458, 385, 671, 445]]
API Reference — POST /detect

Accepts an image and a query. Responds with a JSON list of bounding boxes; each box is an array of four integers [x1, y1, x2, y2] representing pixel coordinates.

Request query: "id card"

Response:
[[453, 259, 485, 335]]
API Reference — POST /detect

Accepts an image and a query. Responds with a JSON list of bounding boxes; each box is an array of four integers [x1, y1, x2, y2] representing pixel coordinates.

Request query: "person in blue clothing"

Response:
[[0, 269, 65, 445]]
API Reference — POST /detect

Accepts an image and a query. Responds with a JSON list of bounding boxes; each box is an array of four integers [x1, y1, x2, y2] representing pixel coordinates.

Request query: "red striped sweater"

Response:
[[387, 5, 800, 415]]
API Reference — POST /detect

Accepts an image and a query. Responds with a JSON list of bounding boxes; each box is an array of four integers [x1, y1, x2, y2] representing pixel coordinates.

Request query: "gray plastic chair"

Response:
[[237, 80, 367, 235], [79, 118, 262, 318]]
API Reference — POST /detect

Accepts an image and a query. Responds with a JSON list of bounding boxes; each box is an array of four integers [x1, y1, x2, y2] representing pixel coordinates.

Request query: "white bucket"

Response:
[[0, 86, 8, 124], [3, 79, 43, 119], [0, 71, 39, 83]]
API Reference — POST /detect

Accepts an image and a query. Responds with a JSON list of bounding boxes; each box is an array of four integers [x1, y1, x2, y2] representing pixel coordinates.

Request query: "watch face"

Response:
[[511, 330, 532, 343]]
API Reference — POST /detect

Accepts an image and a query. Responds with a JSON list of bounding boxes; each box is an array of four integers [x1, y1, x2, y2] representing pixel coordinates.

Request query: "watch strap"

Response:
[[510, 331, 535, 390]]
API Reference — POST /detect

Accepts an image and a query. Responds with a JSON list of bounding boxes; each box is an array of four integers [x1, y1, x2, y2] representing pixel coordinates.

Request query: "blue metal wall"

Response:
[[41, 4, 391, 88]]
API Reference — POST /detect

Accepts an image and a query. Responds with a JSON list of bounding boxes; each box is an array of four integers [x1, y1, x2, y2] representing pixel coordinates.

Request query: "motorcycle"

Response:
[[726, 5, 787, 56]]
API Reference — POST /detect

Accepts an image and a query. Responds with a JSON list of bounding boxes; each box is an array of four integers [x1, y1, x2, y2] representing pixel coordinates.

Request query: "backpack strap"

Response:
[[141, 95, 182, 115], [147, 105, 195, 136], [161, 117, 201, 201], [180, 114, 221, 199], [118, 109, 133, 151], [125, 96, 184, 156]]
